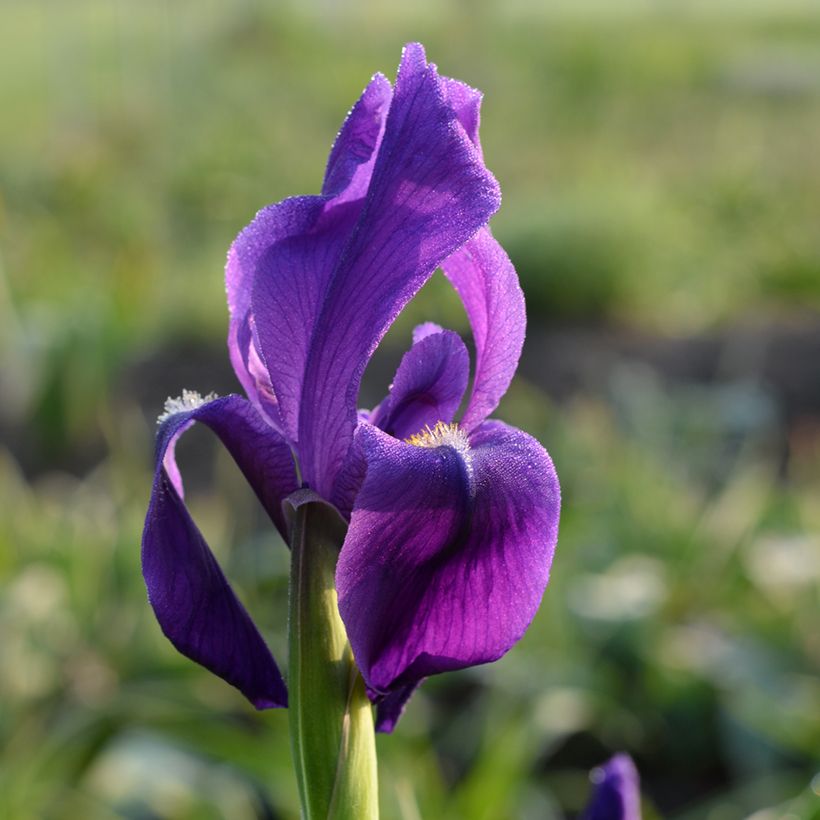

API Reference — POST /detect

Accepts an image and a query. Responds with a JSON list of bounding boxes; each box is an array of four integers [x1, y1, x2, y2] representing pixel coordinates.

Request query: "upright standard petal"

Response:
[[323, 72, 393, 201], [230, 74, 392, 440], [369, 329, 469, 440], [583, 754, 642, 820], [443, 76, 483, 157], [298, 43, 501, 500], [249, 195, 363, 441], [438, 78, 525, 430], [142, 394, 298, 708], [442, 228, 525, 431], [335, 420, 560, 713], [228, 312, 284, 431]]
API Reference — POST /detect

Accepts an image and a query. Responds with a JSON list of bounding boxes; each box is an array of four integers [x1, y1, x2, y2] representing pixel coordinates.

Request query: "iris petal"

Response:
[[443, 76, 483, 156], [370, 328, 469, 440], [438, 81, 526, 431], [323, 73, 393, 201], [231, 44, 499, 501], [583, 754, 642, 820], [229, 74, 392, 441], [142, 395, 298, 708], [442, 228, 526, 431], [374, 681, 421, 734], [229, 312, 285, 431], [250, 195, 364, 441], [298, 43, 501, 499], [336, 420, 559, 708]]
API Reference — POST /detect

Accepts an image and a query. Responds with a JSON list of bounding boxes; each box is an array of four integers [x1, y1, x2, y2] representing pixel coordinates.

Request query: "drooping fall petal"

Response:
[[142, 394, 298, 708], [335, 420, 560, 707]]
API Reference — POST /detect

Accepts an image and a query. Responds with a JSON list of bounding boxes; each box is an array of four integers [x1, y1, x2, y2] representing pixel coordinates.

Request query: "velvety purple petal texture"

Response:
[[229, 313, 284, 431], [142, 395, 298, 709], [438, 80, 526, 430], [336, 420, 560, 703], [242, 43, 500, 504], [443, 77, 483, 157], [230, 74, 392, 441], [298, 43, 501, 501], [250, 195, 363, 441], [442, 228, 525, 431], [370, 329, 469, 440], [323, 73, 393, 201], [148, 44, 560, 735], [583, 754, 642, 820]]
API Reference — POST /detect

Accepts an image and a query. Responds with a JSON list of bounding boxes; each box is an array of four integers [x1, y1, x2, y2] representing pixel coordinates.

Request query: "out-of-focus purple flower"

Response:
[[583, 754, 642, 820], [142, 43, 560, 729]]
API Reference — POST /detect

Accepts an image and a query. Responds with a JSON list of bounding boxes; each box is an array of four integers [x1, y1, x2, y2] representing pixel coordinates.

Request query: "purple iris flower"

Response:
[[142, 43, 560, 731], [583, 755, 642, 820]]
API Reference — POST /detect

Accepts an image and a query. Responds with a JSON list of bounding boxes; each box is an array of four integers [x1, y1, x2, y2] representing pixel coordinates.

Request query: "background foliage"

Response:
[[1, 1, 819, 818]]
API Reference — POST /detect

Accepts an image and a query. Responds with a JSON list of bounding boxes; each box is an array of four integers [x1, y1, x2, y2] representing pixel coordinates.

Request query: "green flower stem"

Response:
[[286, 491, 378, 820]]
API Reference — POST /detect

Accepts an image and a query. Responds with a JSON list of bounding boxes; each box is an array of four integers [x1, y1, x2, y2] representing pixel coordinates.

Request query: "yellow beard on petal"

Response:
[[405, 421, 470, 455]]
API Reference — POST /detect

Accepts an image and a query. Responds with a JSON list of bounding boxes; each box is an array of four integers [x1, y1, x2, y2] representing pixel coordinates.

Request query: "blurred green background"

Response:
[[2, 1, 819, 818]]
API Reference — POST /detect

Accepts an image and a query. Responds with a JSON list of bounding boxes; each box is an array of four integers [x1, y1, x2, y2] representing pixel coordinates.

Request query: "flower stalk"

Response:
[[286, 491, 378, 820]]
